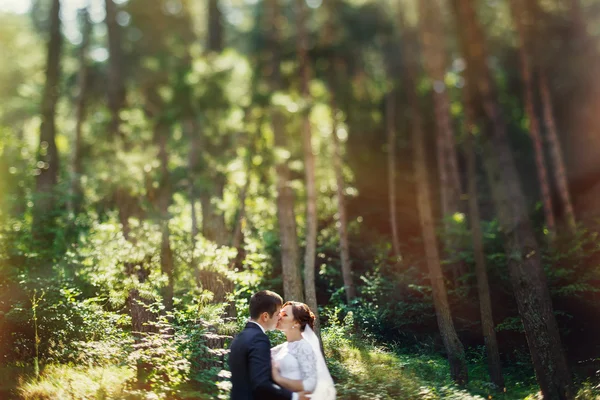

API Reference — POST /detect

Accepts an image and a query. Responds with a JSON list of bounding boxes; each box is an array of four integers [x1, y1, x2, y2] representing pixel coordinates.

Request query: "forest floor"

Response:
[[6, 335, 546, 400], [6, 316, 598, 400]]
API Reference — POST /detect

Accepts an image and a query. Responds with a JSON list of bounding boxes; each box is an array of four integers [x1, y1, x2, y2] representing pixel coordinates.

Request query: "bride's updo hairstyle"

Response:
[[283, 301, 315, 332]]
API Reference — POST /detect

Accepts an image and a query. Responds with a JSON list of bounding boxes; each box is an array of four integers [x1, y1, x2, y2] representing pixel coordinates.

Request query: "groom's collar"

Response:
[[247, 319, 266, 334]]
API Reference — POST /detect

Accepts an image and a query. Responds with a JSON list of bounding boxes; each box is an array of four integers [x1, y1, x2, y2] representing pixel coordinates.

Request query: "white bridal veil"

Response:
[[301, 326, 336, 400]]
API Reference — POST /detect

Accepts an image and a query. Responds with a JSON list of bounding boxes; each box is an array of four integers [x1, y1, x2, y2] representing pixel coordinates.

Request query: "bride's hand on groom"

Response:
[[297, 391, 311, 400]]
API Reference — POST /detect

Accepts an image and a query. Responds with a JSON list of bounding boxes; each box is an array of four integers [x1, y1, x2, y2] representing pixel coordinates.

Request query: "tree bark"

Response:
[[463, 102, 504, 388], [325, 0, 355, 305], [402, 21, 468, 384], [208, 0, 223, 53], [417, 0, 465, 285], [105, 1, 155, 384], [331, 95, 356, 303], [33, 0, 62, 247], [230, 177, 249, 252], [266, 0, 303, 301], [199, 0, 229, 248], [296, 0, 320, 334], [105, 0, 126, 138], [200, 179, 229, 246], [71, 6, 92, 216], [509, 0, 556, 239], [523, 0, 576, 233], [185, 118, 201, 251], [452, 0, 573, 397], [386, 92, 402, 260], [230, 110, 255, 268], [155, 123, 174, 312], [540, 72, 576, 232]]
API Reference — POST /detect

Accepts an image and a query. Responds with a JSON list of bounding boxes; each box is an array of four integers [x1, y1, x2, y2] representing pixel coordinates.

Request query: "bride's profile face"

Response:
[[276, 304, 297, 331]]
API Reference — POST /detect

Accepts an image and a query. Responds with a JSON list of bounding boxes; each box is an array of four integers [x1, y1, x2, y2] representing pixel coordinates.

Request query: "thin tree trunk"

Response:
[[509, 0, 556, 239], [386, 92, 402, 260], [570, 0, 587, 38], [185, 119, 200, 251], [71, 5, 92, 216], [324, 2, 356, 303], [208, 0, 223, 53], [452, 0, 573, 397], [230, 110, 255, 267], [331, 95, 356, 303], [200, 177, 229, 246], [417, 0, 465, 285], [231, 178, 249, 251], [523, 0, 576, 232], [105, 0, 154, 384], [540, 73, 576, 232], [402, 22, 468, 384], [463, 102, 504, 388], [296, 0, 319, 333], [266, 0, 303, 301], [199, 0, 230, 248], [105, 0, 125, 138], [155, 123, 174, 312], [33, 0, 62, 247]]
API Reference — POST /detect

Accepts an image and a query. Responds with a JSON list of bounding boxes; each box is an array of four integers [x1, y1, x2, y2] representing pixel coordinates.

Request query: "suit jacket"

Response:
[[229, 322, 294, 400]]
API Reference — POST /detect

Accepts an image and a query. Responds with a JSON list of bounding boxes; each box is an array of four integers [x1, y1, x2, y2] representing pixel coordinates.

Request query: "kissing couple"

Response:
[[229, 290, 336, 400]]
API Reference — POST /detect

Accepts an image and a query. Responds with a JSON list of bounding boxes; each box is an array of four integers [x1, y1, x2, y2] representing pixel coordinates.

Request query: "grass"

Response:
[[18, 365, 134, 400], [9, 327, 600, 400], [326, 340, 492, 399], [322, 323, 545, 400]]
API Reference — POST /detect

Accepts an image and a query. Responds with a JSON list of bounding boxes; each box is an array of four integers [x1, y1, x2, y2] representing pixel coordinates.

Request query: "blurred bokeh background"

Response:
[[1, 0, 600, 399]]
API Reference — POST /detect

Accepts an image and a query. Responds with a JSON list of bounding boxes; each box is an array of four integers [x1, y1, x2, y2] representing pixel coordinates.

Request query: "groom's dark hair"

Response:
[[250, 290, 283, 319]]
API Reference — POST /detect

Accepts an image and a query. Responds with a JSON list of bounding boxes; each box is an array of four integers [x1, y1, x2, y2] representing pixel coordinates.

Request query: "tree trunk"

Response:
[[331, 95, 356, 303], [185, 118, 201, 250], [523, 0, 576, 233], [155, 123, 174, 312], [105, 0, 126, 138], [230, 177, 249, 256], [105, 0, 155, 384], [199, 0, 230, 248], [417, 0, 465, 285], [325, 0, 355, 305], [540, 73, 576, 232], [452, 0, 573, 397], [386, 92, 402, 260], [71, 6, 92, 216], [231, 111, 255, 268], [208, 0, 223, 53], [570, 0, 587, 38], [509, 0, 556, 239], [33, 0, 62, 248], [200, 180, 229, 246], [266, 0, 303, 301], [402, 23, 468, 384], [296, 0, 320, 333], [463, 103, 504, 388]]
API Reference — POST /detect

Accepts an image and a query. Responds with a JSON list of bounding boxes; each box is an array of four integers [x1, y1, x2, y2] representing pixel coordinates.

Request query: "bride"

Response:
[[271, 301, 336, 400]]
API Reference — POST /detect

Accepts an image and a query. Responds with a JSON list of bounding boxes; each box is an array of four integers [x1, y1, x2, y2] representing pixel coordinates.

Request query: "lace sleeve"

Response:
[[296, 340, 317, 392]]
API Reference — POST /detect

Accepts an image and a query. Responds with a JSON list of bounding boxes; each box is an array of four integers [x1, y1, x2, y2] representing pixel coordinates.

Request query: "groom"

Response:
[[229, 290, 308, 400]]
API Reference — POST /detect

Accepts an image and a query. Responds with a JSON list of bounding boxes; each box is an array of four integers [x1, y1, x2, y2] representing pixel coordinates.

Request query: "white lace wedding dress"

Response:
[[271, 327, 336, 400]]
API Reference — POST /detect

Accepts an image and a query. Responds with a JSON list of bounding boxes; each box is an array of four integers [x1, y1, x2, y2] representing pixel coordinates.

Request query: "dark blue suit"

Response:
[[229, 322, 293, 400]]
